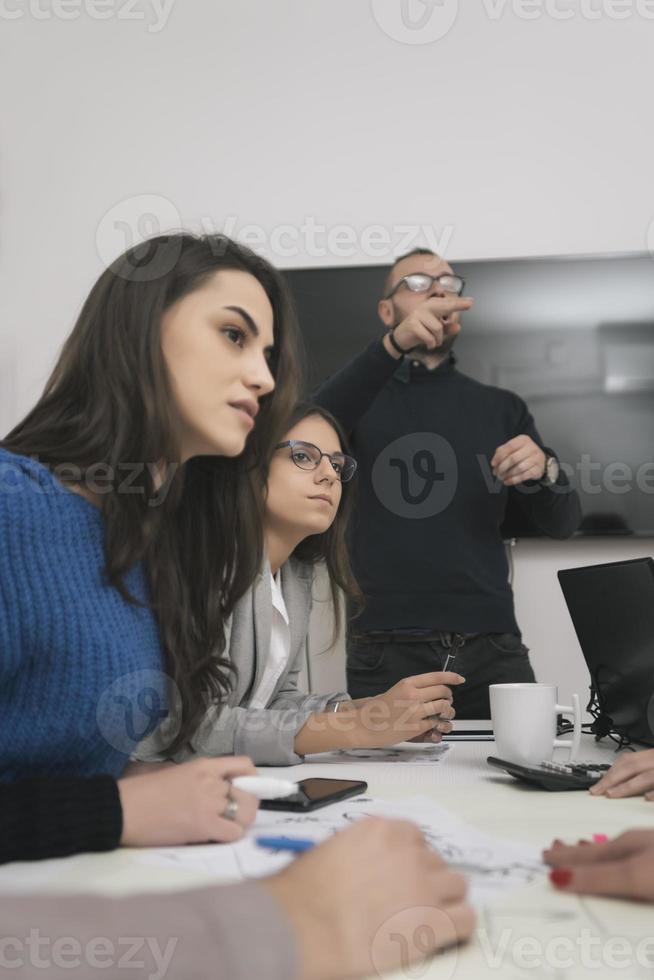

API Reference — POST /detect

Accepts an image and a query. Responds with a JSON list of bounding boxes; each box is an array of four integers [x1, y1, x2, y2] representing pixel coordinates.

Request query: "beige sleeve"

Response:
[[0, 880, 297, 980]]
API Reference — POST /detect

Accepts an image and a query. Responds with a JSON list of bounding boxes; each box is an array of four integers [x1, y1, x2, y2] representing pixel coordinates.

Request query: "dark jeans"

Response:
[[346, 631, 536, 719]]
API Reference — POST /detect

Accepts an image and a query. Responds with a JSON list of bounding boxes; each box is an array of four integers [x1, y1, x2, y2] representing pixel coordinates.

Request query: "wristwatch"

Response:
[[541, 455, 560, 486]]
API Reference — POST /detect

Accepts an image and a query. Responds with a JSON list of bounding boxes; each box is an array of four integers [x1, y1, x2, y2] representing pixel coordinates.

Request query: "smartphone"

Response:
[[259, 777, 368, 812]]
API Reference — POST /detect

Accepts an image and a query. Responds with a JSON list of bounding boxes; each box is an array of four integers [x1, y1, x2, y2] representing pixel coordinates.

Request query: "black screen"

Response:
[[297, 778, 365, 802], [285, 252, 654, 536], [559, 558, 654, 745]]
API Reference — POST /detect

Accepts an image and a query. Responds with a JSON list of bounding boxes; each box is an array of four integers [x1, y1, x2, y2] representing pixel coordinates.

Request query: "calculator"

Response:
[[487, 756, 612, 791]]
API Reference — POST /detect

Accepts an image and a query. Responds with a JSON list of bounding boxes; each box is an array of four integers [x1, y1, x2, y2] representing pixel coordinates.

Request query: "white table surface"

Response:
[[2, 736, 652, 980]]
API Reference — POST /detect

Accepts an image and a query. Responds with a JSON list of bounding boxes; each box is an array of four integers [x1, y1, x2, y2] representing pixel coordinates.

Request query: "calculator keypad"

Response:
[[540, 761, 612, 776]]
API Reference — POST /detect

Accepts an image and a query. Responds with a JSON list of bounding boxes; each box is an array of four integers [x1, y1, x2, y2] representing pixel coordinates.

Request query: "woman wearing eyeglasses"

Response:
[[137, 402, 464, 765]]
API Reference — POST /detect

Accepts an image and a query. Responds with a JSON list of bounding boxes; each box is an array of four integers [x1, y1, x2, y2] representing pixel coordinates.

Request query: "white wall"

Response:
[[2, 2, 653, 711], [2, 2, 654, 431], [512, 538, 654, 711]]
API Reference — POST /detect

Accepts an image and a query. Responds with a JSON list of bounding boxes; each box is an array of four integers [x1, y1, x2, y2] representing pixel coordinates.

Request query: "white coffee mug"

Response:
[[489, 683, 581, 767]]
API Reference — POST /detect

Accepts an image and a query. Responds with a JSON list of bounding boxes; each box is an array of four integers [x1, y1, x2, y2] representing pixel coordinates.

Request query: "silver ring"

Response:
[[222, 794, 240, 822]]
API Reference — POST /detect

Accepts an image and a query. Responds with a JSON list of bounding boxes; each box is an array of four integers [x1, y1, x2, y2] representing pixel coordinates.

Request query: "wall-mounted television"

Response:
[[284, 252, 654, 537]]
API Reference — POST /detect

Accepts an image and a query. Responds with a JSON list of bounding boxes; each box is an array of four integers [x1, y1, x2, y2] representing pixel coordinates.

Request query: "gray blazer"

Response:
[[136, 558, 349, 766]]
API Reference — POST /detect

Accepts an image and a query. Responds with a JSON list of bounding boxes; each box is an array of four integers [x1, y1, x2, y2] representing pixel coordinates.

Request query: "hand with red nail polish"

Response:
[[543, 829, 654, 901], [549, 868, 573, 888]]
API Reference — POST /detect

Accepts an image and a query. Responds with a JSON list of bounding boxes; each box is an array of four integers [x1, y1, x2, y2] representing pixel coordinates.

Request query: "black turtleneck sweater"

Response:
[[314, 339, 581, 635]]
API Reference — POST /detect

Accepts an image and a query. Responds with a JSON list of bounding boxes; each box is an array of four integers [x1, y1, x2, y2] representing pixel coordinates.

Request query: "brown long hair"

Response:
[[2, 233, 303, 751], [265, 402, 363, 644]]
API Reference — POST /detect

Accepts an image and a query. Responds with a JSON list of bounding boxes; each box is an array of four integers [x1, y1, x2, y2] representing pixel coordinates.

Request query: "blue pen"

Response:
[[256, 835, 316, 854]]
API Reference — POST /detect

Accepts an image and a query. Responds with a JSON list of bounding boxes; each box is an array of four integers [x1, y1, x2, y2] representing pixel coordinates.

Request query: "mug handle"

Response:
[[553, 693, 581, 761]]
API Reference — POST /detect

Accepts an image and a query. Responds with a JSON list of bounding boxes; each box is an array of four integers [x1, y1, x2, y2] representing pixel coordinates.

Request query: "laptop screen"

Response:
[[558, 558, 654, 746]]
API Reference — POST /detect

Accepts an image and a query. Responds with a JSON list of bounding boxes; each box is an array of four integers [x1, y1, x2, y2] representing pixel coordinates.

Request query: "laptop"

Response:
[[558, 557, 654, 747], [443, 719, 493, 741]]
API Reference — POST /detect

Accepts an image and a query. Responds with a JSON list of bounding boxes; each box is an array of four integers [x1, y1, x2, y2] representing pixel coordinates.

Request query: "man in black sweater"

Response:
[[314, 248, 581, 719]]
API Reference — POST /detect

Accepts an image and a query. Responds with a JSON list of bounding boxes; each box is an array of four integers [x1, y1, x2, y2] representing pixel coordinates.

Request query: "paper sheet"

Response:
[[445, 886, 654, 980], [249, 795, 543, 908], [135, 843, 243, 884], [137, 793, 544, 909], [306, 742, 452, 764]]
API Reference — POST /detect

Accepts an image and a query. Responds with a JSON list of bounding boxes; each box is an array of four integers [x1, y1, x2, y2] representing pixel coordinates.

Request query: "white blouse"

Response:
[[248, 569, 291, 709]]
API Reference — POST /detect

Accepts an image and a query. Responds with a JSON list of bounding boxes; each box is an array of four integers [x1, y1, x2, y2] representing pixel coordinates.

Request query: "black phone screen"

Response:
[[260, 777, 368, 811]]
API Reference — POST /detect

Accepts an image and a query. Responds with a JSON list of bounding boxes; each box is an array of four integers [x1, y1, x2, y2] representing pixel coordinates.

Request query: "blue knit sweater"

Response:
[[0, 448, 166, 782]]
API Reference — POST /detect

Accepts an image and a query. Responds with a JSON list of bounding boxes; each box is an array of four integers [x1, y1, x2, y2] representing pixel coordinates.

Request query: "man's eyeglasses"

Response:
[[385, 272, 465, 300], [275, 440, 358, 482]]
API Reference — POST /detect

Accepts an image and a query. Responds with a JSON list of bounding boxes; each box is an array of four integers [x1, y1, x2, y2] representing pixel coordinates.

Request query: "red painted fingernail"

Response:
[[550, 868, 573, 888], [592, 833, 608, 843]]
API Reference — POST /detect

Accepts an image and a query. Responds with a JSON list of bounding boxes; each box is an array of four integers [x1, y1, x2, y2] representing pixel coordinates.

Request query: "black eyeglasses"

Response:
[[385, 272, 465, 299], [275, 440, 358, 482]]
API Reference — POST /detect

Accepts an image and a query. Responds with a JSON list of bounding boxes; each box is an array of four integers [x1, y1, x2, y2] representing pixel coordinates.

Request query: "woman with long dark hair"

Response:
[[138, 402, 464, 765], [0, 232, 301, 857]]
